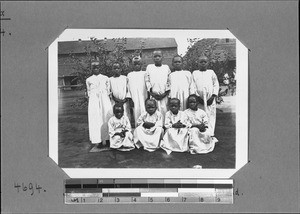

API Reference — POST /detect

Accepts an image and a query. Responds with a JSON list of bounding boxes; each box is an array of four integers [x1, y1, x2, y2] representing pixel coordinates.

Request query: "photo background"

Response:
[[1, 1, 298, 213], [57, 36, 236, 169]]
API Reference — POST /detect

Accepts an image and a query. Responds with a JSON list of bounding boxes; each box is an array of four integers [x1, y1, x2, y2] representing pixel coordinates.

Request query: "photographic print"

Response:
[[48, 29, 248, 178]]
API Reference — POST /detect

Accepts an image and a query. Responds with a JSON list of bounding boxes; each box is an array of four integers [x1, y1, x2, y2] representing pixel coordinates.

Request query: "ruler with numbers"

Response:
[[64, 179, 233, 204]]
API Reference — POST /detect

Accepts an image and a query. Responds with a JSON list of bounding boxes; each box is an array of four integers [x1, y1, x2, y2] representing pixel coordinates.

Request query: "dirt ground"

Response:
[[58, 90, 235, 169]]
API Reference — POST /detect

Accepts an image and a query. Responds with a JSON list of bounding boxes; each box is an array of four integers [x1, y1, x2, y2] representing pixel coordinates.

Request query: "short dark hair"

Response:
[[145, 98, 157, 106], [172, 55, 183, 63], [113, 103, 124, 113], [169, 98, 180, 106], [152, 49, 163, 55], [187, 94, 199, 108]]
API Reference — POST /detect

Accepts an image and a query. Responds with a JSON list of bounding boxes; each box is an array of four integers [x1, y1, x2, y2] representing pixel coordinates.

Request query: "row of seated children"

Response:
[[86, 49, 219, 152], [108, 96, 217, 155]]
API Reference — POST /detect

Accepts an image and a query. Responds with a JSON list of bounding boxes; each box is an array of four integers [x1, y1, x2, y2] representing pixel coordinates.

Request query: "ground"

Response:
[[58, 90, 235, 169]]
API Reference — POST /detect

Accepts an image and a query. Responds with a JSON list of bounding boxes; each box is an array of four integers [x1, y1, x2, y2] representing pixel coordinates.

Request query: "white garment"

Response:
[[160, 111, 189, 155], [145, 64, 171, 122], [127, 71, 148, 127], [86, 74, 113, 144], [169, 70, 196, 111], [133, 110, 164, 152], [109, 75, 131, 119], [108, 115, 135, 151], [184, 108, 217, 154], [192, 69, 219, 135]]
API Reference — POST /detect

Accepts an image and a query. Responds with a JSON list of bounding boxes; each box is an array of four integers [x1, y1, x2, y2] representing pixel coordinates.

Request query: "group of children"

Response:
[[85, 49, 219, 155]]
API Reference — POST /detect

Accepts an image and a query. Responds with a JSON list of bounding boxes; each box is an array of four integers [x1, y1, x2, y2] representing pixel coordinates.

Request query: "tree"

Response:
[[183, 38, 236, 102], [67, 37, 143, 109]]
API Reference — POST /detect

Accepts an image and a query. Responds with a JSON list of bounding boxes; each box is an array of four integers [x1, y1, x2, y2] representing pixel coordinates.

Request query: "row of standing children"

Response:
[[86, 49, 219, 154]]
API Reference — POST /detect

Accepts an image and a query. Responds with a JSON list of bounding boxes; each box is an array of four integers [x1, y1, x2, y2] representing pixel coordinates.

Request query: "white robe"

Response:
[[145, 64, 171, 122], [133, 110, 164, 152], [86, 74, 113, 144], [184, 108, 217, 154], [169, 70, 196, 111], [160, 111, 189, 155], [108, 115, 135, 151], [109, 75, 131, 119], [192, 69, 219, 135], [126, 71, 148, 127]]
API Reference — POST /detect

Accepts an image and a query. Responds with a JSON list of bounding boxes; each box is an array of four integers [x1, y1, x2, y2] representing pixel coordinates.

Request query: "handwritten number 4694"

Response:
[[14, 182, 46, 196]]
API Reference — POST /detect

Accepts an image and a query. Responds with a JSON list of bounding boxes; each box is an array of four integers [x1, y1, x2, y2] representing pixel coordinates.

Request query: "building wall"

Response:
[[58, 47, 178, 79]]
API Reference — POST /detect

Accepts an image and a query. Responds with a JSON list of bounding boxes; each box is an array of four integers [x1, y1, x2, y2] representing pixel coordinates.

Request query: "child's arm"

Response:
[[164, 112, 172, 129], [188, 72, 196, 95], [158, 66, 171, 100], [207, 71, 219, 105], [125, 77, 134, 107], [86, 79, 91, 97], [155, 112, 163, 127]]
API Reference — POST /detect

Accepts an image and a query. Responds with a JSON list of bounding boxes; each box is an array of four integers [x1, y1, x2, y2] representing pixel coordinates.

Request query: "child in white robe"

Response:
[[184, 94, 217, 154], [108, 103, 135, 151], [86, 61, 113, 148], [134, 99, 164, 152], [109, 62, 131, 120], [126, 55, 148, 127], [145, 49, 171, 122], [192, 56, 219, 136], [169, 55, 196, 111], [160, 98, 189, 155]]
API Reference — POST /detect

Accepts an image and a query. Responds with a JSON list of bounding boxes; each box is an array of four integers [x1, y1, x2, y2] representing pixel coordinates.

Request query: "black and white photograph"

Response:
[[48, 29, 248, 178]]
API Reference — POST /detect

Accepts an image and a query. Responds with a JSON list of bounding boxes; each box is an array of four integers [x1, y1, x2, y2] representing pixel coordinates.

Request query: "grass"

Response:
[[57, 90, 235, 169]]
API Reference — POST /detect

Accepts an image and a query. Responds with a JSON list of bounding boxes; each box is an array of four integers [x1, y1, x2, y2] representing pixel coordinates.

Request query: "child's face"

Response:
[[114, 106, 124, 119], [188, 96, 198, 110], [132, 59, 142, 71], [198, 57, 209, 71], [91, 63, 100, 75], [172, 57, 183, 71], [152, 51, 162, 66], [112, 63, 121, 76], [145, 101, 157, 115], [169, 100, 180, 115]]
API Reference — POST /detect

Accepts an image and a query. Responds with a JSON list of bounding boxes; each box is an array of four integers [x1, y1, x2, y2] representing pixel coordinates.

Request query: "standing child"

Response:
[[145, 49, 171, 122], [108, 103, 135, 151], [126, 55, 148, 127], [169, 55, 196, 111], [134, 99, 164, 152], [184, 94, 217, 154], [109, 62, 131, 120], [160, 98, 189, 155], [86, 61, 112, 149], [192, 56, 219, 136]]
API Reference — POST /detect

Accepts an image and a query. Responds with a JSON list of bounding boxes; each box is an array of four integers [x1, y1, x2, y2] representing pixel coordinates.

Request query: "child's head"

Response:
[[91, 61, 100, 75], [169, 98, 180, 115], [198, 55, 209, 71], [152, 49, 163, 66], [113, 103, 124, 119], [187, 94, 199, 110], [145, 99, 157, 115], [132, 56, 142, 71], [172, 55, 183, 71], [112, 62, 122, 77]]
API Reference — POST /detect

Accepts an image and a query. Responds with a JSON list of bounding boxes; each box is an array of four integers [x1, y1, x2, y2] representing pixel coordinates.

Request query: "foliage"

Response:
[[68, 37, 144, 109], [183, 38, 236, 104]]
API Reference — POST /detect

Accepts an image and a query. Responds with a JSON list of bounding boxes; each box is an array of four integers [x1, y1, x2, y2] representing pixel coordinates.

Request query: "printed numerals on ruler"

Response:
[[64, 179, 233, 204]]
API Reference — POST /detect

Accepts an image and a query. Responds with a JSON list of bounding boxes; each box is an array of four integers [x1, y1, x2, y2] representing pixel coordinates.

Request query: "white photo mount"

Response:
[[48, 29, 248, 179]]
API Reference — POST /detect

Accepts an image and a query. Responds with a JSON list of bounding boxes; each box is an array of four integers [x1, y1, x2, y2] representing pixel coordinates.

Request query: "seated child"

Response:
[[160, 98, 189, 155], [184, 94, 217, 154], [108, 103, 135, 151], [133, 99, 164, 152]]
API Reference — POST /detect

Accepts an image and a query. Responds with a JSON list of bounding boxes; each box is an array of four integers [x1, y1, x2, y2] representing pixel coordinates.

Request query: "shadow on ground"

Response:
[[57, 91, 235, 169]]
